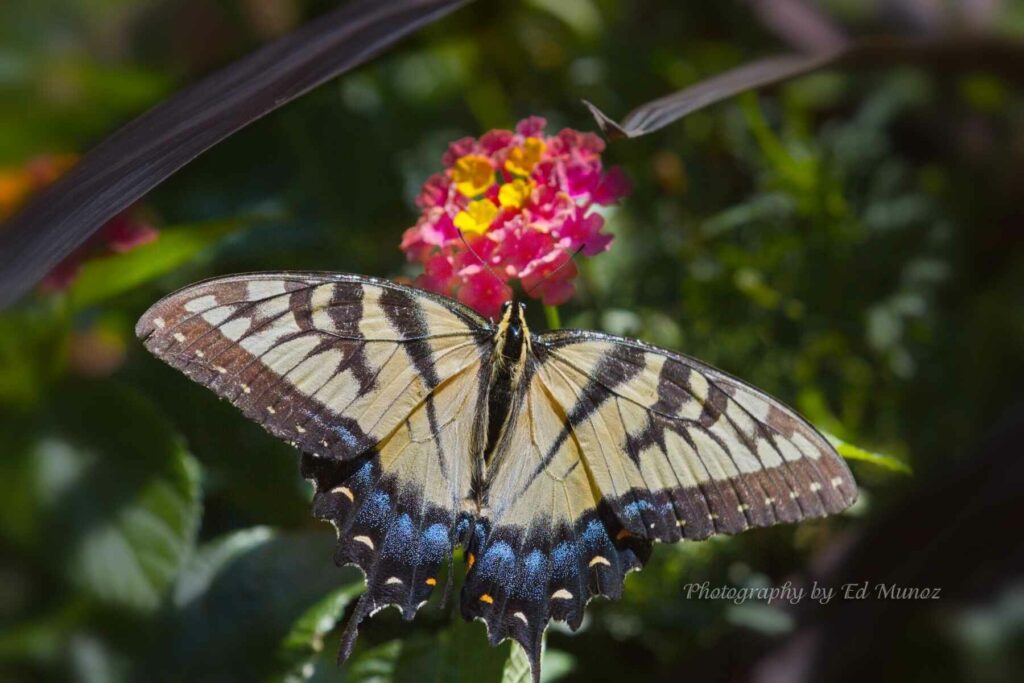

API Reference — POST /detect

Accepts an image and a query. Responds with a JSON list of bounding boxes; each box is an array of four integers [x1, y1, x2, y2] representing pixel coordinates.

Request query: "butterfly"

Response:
[[136, 272, 856, 681]]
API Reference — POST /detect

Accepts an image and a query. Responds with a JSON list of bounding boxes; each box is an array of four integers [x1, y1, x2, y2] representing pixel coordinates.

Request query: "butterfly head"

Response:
[[496, 300, 530, 363], [499, 300, 527, 325]]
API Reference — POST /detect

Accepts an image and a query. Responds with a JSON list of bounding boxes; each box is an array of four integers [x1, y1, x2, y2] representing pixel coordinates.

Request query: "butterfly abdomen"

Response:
[[481, 302, 532, 469]]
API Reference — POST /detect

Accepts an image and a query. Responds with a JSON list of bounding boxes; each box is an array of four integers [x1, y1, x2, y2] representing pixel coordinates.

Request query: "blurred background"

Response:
[[2, 1, 1024, 681]]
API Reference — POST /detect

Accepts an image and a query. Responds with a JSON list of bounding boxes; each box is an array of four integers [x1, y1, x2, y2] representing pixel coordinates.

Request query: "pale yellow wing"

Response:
[[137, 272, 490, 460], [461, 331, 856, 675]]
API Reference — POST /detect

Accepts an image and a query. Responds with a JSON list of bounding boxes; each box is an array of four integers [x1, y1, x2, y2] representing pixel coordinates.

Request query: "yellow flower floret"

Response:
[[452, 154, 495, 197], [454, 199, 498, 236], [505, 137, 546, 176], [498, 178, 534, 209]]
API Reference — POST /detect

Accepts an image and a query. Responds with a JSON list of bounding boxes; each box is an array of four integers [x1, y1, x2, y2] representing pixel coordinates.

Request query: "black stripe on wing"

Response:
[[534, 330, 857, 538]]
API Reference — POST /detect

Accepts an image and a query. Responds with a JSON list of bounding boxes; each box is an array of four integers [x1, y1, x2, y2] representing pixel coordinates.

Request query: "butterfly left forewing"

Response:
[[136, 272, 490, 460], [534, 332, 857, 538]]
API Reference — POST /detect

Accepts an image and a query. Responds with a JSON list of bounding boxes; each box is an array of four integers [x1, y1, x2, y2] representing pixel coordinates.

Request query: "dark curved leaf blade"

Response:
[[584, 51, 840, 139], [0, 0, 469, 309], [586, 26, 1024, 140]]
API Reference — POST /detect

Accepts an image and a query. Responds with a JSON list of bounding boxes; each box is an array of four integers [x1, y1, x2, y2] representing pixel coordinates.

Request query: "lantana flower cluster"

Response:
[[400, 117, 630, 318], [0, 155, 158, 290]]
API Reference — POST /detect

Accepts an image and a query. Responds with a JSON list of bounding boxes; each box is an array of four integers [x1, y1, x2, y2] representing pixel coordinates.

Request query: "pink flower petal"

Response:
[[515, 116, 547, 138], [593, 166, 632, 205]]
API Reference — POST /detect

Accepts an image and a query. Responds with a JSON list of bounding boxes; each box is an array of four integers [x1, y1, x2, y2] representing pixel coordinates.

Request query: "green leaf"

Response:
[[65, 216, 256, 311], [278, 582, 364, 681], [0, 304, 68, 407], [825, 433, 913, 475], [159, 529, 361, 682], [37, 381, 202, 613], [501, 633, 575, 683], [347, 640, 403, 683], [172, 526, 276, 607], [383, 614, 511, 683], [500, 641, 534, 683]]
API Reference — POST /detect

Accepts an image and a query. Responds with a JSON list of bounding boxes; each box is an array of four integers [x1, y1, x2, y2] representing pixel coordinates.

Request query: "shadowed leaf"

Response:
[[278, 582, 364, 682], [162, 529, 361, 681], [37, 382, 202, 612], [0, 0, 469, 309]]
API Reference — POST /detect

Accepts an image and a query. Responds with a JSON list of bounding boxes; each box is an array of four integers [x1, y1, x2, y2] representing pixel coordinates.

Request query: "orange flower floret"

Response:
[[451, 154, 495, 197], [454, 199, 498, 236], [0, 173, 30, 219], [505, 137, 546, 176]]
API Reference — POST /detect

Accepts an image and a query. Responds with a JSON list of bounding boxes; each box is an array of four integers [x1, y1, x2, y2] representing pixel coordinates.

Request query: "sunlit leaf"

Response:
[[501, 632, 574, 683], [172, 526, 276, 607], [347, 640, 403, 683], [66, 217, 259, 311], [825, 432, 913, 475]]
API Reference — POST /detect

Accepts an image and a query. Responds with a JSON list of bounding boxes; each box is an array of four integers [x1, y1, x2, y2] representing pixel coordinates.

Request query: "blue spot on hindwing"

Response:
[[582, 519, 608, 550], [351, 460, 374, 489], [551, 541, 578, 579], [420, 523, 451, 563], [477, 541, 515, 582], [518, 549, 549, 600], [382, 514, 415, 560], [334, 423, 360, 450], [356, 490, 391, 528], [623, 499, 655, 520]]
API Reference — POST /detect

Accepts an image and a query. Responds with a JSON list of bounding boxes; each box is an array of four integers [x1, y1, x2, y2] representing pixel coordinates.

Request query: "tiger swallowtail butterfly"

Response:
[[136, 272, 856, 680]]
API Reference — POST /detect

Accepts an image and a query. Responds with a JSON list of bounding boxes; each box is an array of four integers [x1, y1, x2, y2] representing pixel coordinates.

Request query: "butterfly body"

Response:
[[482, 301, 530, 471], [137, 272, 856, 681]]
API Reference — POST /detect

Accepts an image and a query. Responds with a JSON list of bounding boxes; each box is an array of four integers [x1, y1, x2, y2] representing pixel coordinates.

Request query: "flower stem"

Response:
[[544, 305, 561, 330]]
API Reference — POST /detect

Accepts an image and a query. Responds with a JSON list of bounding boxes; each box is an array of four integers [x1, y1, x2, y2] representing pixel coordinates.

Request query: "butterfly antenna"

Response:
[[523, 242, 587, 299], [458, 229, 504, 286]]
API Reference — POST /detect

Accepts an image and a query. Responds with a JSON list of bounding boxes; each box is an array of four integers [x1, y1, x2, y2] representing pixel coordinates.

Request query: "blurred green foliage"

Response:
[[2, 1, 1024, 682]]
